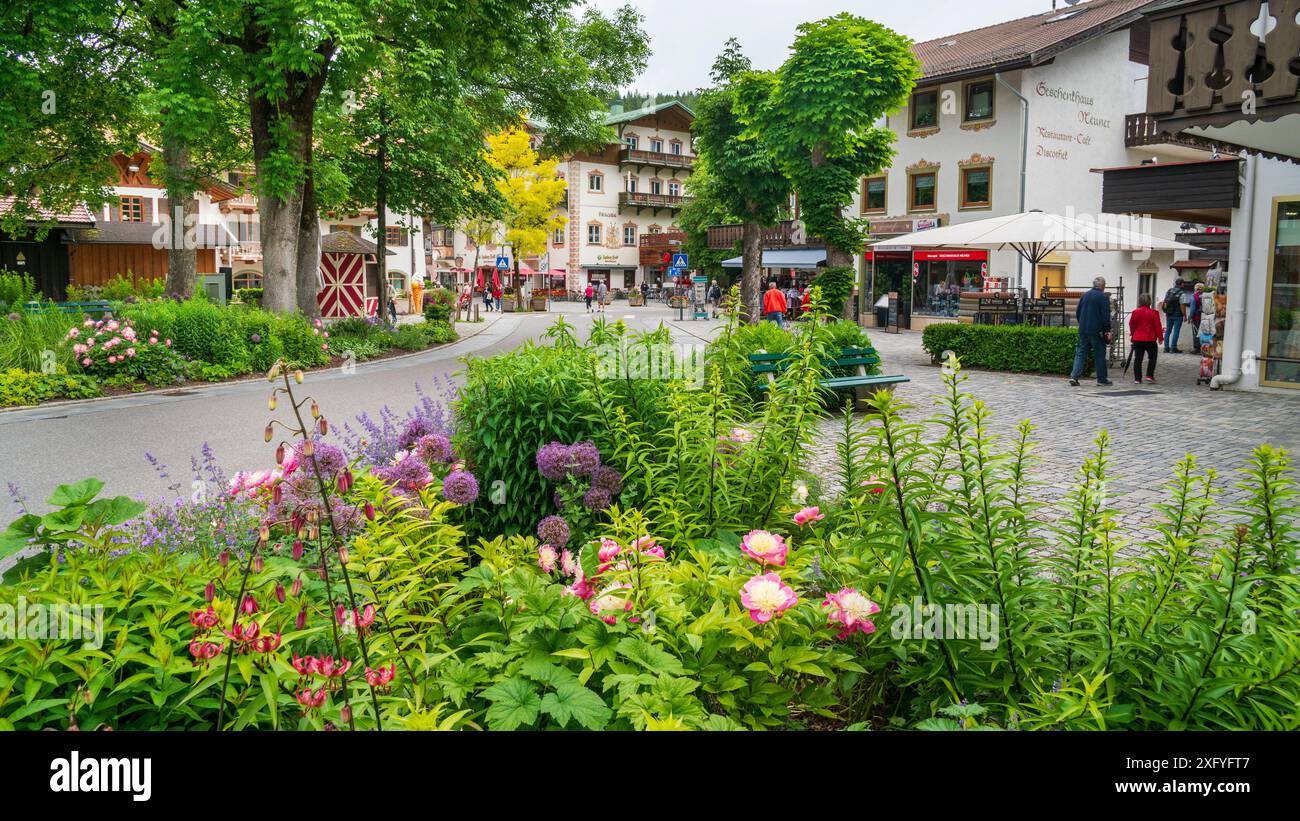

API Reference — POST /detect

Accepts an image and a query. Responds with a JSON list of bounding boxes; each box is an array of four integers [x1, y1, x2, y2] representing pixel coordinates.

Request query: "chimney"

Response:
[[610, 102, 625, 115]]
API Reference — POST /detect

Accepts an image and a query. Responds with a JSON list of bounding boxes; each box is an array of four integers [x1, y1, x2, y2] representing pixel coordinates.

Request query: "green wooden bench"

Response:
[[23, 300, 114, 316], [749, 346, 908, 407]]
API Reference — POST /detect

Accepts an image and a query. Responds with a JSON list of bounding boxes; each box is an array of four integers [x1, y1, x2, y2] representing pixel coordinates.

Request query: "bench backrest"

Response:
[[749, 346, 880, 374]]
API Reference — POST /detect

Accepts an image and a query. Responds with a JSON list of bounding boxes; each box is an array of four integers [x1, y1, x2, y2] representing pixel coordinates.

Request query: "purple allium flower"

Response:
[[566, 441, 601, 477], [294, 438, 347, 479], [6, 312, 19, 322], [582, 486, 612, 512], [591, 465, 623, 494], [374, 450, 432, 493], [398, 417, 437, 450], [442, 470, 479, 504], [414, 433, 454, 464], [537, 514, 570, 548], [250, 333, 262, 344], [536, 442, 571, 481]]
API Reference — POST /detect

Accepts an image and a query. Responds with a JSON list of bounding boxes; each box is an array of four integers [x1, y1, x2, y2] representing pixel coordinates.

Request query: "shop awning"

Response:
[[721, 248, 827, 269], [1171, 259, 1215, 269]]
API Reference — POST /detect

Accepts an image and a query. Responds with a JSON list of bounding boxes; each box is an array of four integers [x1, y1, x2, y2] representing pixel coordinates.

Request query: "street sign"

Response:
[[667, 266, 682, 278], [495, 255, 510, 270], [671, 252, 688, 268]]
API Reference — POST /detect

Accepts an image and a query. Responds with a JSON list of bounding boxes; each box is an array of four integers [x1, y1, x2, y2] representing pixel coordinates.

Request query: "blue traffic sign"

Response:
[[667, 266, 682, 277], [495, 255, 510, 270], [671, 252, 689, 268]]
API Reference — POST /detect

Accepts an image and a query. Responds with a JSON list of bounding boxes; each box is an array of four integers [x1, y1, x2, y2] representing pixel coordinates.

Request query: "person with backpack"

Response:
[[708, 280, 722, 318], [1127, 292, 1164, 384], [1160, 277, 1185, 353], [1069, 276, 1113, 387]]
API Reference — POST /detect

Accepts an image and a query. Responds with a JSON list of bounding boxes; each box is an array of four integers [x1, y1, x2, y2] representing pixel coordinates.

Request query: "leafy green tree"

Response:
[[735, 14, 919, 318], [691, 39, 790, 323]]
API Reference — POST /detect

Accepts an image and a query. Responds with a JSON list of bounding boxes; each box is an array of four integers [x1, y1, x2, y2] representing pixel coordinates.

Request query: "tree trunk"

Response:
[[825, 246, 855, 321], [376, 99, 390, 328], [741, 219, 763, 324], [250, 91, 304, 314], [295, 150, 321, 319], [162, 138, 198, 299]]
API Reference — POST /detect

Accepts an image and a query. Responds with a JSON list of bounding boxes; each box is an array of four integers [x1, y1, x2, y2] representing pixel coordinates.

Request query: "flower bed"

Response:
[[0, 290, 1296, 731]]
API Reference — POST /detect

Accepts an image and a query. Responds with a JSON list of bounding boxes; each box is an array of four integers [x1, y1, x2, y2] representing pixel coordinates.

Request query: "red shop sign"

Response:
[[913, 249, 988, 261]]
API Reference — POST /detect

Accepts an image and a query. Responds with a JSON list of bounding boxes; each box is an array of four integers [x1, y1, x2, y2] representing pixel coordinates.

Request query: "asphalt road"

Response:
[[0, 301, 719, 514]]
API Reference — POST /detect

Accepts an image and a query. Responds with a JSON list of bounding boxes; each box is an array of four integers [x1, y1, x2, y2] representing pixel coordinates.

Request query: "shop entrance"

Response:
[[865, 250, 913, 329]]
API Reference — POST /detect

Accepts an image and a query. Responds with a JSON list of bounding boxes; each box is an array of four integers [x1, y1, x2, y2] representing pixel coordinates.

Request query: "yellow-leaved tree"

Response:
[[485, 126, 567, 308]]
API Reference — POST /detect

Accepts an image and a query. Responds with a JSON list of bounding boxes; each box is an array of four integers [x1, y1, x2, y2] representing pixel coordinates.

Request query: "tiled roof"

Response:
[[320, 231, 395, 255], [0, 196, 95, 226], [913, 0, 1158, 81], [69, 221, 241, 247]]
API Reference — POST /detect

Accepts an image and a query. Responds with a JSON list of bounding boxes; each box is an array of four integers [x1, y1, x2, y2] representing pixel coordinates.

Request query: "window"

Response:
[[553, 228, 565, 245], [670, 141, 682, 155], [385, 226, 407, 246], [625, 135, 639, 149], [650, 179, 662, 196], [1262, 198, 1300, 387], [909, 172, 936, 212], [587, 223, 602, 245], [964, 80, 995, 122], [910, 90, 939, 131], [622, 225, 636, 246], [331, 224, 360, 237], [626, 175, 638, 193], [960, 167, 991, 209], [650, 138, 663, 153], [119, 196, 144, 222], [861, 176, 887, 213], [589, 172, 603, 192], [388, 271, 407, 294], [233, 271, 263, 290], [668, 181, 680, 198]]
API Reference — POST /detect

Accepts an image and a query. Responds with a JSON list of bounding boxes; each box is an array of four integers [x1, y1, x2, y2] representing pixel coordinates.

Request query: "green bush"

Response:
[[812, 266, 854, 317], [0, 368, 101, 406], [385, 324, 431, 351], [329, 334, 385, 361], [456, 341, 602, 538], [273, 314, 330, 369], [922, 322, 1084, 375], [421, 319, 457, 345], [170, 297, 250, 371], [0, 271, 39, 307], [422, 288, 456, 322], [0, 310, 78, 372], [235, 287, 263, 307]]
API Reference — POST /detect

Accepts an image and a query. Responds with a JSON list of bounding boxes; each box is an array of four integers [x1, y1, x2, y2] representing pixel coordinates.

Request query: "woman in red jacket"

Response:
[[1128, 292, 1165, 384]]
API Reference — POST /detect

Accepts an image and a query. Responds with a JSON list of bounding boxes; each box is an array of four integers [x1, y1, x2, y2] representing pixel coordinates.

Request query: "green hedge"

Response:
[[921, 322, 1089, 375]]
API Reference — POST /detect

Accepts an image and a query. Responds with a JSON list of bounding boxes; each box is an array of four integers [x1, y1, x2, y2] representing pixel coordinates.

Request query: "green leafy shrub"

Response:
[[922, 322, 1082, 374], [64, 316, 190, 386], [235, 287, 263, 307], [0, 310, 78, 372], [0, 271, 39, 308], [273, 314, 330, 369], [422, 288, 456, 322], [812, 266, 854, 316], [329, 334, 385, 361], [385, 324, 431, 351], [421, 319, 457, 345], [456, 341, 602, 538], [170, 297, 250, 371], [0, 368, 101, 406]]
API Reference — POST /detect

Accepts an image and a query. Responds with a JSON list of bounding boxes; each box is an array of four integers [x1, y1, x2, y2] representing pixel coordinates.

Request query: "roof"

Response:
[[722, 248, 827, 269], [68, 221, 240, 248], [603, 100, 695, 126], [0, 196, 95, 227], [1171, 258, 1215, 269], [320, 231, 396, 256], [913, 0, 1158, 82]]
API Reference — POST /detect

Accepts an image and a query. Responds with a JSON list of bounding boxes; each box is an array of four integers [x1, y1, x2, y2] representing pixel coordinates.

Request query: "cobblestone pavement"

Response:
[[807, 328, 1300, 545]]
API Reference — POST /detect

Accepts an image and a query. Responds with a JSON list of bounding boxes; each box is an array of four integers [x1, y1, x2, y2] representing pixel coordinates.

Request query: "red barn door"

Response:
[[318, 252, 366, 317]]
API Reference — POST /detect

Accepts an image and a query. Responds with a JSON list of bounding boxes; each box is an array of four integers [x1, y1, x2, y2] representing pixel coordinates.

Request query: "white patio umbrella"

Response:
[[875, 209, 1203, 295]]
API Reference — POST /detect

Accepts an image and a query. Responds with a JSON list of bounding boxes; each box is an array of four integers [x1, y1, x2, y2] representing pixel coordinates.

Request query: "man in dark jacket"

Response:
[[1069, 277, 1113, 386]]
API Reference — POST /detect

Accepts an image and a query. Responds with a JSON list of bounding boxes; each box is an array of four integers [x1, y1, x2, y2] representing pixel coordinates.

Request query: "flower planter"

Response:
[[529, 295, 548, 311], [628, 294, 644, 307]]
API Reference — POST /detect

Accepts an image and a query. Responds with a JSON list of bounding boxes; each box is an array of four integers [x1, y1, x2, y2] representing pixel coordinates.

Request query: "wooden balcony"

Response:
[[618, 148, 694, 171], [638, 231, 686, 265], [705, 219, 822, 250], [234, 240, 263, 261], [619, 191, 688, 213], [1146, 0, 1300, 131], [1124, 113, 1243, 153]]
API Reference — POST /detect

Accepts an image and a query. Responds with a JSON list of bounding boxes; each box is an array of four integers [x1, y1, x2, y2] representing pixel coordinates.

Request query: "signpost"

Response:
[[495, 255, 510, 270], [671, 252, 689, 269]]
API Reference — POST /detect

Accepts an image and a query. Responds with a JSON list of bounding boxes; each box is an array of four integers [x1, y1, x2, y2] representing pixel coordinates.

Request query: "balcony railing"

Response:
[[619, 191, 688, 210], [618, 148, 694, 170], [705, 219, 822, 250], [1146, 0, 1300, 130], [1124, 113, 1245, 153], [234, 240, 263, 261]]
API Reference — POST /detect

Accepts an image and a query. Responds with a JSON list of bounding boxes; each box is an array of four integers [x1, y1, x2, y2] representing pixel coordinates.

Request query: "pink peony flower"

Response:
[[793, 506, 825, 526], [67, 328, 79, 339], [126, 347, 136, 357], [81, 357, 91, 367], [632, 536, 664, 559], [589, 583, 633, 625], [740, 529, 789, 567], [822, 587, 881, 639], [740, 572, 798, 623], [560, 549, 577, 576], [563, 575, 594, 601], [165, 338, 172, 347], [537, 544, 559, 573]]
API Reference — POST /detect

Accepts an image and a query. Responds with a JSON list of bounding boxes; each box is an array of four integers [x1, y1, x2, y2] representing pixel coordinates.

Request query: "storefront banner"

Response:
[[913, 249, 988, 261]]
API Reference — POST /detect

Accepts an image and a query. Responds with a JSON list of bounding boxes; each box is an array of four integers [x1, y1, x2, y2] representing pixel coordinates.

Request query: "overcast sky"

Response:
[[586, 0, 1065, 91]]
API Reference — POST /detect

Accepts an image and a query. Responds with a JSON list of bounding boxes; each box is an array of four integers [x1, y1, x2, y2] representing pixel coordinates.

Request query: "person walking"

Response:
[[762, 281, 788, 328], [584, 282, 594, 313], [1069, 276, 1113, 387], [1160, 277, 1185, 352], [482, 287, 493, 312], [492, 283, 502, 312], [708, 280, 722, 318], [596, 280, 607, 313], [1128, 292, 1164, 384]]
